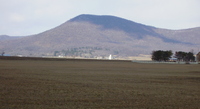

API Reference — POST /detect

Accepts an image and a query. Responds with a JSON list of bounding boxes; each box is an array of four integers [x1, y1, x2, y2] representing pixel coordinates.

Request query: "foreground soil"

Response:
[[0, 57, 200, 109]]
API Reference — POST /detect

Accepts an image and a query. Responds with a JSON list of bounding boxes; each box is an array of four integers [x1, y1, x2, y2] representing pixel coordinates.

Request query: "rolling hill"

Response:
[[0, 14, 200, 58]]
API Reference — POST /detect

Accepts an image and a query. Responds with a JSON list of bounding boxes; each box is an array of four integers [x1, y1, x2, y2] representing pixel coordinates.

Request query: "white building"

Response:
[[108, 54, 112, 60]]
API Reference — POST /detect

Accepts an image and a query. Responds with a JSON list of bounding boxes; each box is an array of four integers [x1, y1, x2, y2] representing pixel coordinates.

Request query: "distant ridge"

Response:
[[0, 14, 199, 58]]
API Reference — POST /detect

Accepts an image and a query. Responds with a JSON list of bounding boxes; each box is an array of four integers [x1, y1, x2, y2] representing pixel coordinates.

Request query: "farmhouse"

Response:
[[196, 52, 200, 62]]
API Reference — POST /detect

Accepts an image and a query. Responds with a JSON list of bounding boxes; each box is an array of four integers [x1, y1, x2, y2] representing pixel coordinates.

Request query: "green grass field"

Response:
[[0, 58, 200, 109]]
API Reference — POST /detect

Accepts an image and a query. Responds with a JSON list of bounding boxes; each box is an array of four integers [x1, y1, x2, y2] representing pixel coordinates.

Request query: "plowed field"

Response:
[[0, 57, 200, 109]]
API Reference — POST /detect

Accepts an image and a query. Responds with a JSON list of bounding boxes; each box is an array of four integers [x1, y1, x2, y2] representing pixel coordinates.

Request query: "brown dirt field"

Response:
[[0, 57, 200, 109]]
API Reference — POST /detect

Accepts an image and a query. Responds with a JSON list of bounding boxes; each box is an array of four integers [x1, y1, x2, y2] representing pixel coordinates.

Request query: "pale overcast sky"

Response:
[[0, 0, 200, 36]]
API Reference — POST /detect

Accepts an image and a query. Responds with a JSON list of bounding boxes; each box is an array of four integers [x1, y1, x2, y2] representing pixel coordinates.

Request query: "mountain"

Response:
[[0, 14, 200, 58], [69, 15, 182, 43]]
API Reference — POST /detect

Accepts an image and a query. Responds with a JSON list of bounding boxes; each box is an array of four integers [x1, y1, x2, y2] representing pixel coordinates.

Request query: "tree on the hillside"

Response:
[[151, 50, 173, 61]]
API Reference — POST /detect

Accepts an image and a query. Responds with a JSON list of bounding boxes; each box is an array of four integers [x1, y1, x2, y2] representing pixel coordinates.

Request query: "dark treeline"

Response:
[[175, 51, 195, 62], [151, 50, 173, 61], [151, 50, 195, 62]]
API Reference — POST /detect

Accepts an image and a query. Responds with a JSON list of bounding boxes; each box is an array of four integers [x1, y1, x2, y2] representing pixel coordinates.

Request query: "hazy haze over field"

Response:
[[0, 0, 200, 36]]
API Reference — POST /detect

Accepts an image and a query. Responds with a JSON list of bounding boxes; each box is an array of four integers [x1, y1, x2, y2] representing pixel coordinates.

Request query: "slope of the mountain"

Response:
[[154, 27, 200, 45], [0, 35, 21, 41], [0, 14, 199, 57]]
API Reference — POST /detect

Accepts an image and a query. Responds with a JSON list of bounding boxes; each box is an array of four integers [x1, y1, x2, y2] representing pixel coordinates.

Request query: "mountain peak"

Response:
[[69, 14, 141, 28], [69, 14, 118, 22], [69, 14, 157, 38]]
